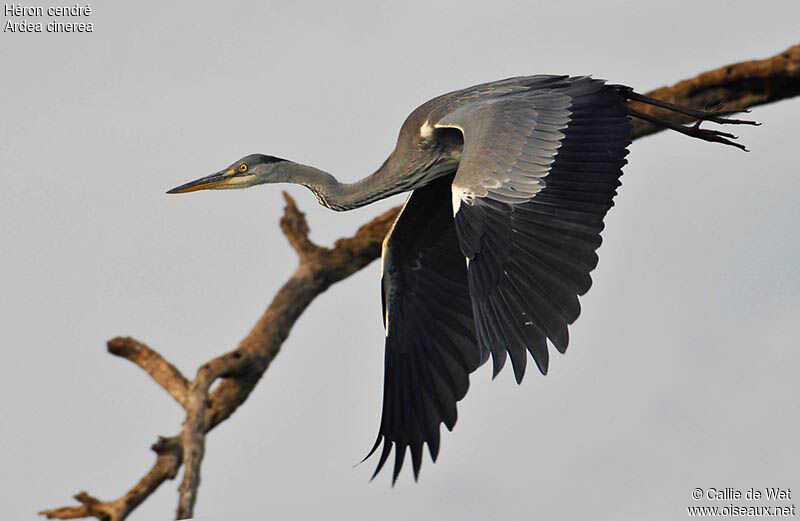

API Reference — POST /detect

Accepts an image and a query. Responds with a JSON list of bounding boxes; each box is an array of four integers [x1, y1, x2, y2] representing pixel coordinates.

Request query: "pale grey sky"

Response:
[[2, 1, 798, 520]]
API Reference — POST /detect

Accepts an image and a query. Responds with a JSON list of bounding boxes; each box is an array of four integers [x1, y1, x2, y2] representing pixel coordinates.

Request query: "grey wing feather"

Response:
[[439, 77, 595, 204], [436, 76, 632, 382]]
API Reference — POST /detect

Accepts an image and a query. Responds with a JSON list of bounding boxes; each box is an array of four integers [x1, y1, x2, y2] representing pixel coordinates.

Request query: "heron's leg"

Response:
[[627, 107, 749, 151], [618, 87, 760, 127]]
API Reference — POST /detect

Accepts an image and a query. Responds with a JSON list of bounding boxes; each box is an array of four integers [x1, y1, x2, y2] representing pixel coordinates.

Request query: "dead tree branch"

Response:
[[41, 43, 800, 521]]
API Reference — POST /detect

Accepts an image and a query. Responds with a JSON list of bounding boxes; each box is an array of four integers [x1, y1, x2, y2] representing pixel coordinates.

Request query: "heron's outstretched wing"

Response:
[[440, 77, 632, 382], [365, 174, 481, 483]]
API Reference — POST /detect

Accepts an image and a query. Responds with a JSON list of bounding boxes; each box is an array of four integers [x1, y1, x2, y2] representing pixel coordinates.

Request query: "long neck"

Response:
[[277, 154, 441, 211]]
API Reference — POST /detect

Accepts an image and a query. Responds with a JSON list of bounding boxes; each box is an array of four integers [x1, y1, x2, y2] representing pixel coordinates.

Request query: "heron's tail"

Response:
[[616, 86, 760, 151]]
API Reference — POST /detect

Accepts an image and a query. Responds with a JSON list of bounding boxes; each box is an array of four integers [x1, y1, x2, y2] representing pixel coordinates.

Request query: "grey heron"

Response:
[[167, 75, 755, 483]]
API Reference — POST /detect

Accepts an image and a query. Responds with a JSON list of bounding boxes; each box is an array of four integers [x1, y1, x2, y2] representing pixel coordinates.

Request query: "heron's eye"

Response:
[[239, 164, 248, 173]]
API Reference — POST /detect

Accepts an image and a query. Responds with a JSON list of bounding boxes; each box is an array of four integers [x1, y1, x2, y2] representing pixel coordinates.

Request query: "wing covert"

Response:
[[444, 77, 632, 382]]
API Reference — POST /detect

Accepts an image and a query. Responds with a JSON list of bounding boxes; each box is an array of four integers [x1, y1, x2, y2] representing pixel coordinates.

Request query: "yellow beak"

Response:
[[167, 169, 237, 194]]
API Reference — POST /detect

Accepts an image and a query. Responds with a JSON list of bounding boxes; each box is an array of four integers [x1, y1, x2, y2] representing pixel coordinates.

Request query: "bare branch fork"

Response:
[[41, 44, 800, 521]]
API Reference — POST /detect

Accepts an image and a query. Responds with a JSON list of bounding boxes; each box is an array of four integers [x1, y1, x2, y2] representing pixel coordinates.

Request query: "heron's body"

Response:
[[168, 75, 754, 482]]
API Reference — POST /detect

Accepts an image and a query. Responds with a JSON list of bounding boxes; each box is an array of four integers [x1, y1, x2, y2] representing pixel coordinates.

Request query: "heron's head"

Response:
[[167, 154, 288, 194]]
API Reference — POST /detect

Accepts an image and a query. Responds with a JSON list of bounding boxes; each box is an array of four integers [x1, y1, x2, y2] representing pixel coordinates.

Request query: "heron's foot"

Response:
[[692, 104, 760, 127], [684, 122, 748, 151], [628, 107, 750, 151], [619, 87, 760, 138]]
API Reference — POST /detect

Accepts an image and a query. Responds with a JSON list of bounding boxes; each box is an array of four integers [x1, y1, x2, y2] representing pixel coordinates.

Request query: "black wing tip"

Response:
[[391, 444, 406, 485], [553, 334, 569, 355], [363, 435, 391, 481], [363, 437, 431, 485], [361, 435, 383, 465], [489, 349, 506, 379], [428, 442, 440, 463], [363, 438, 420, 485]]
